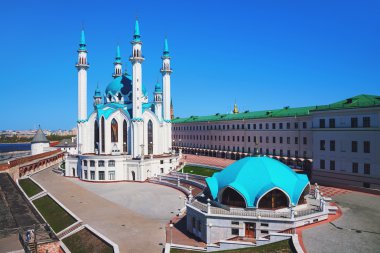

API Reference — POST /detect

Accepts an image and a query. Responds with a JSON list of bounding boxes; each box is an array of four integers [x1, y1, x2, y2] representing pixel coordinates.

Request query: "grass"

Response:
[[33, 195, 76, 233], [19, 178, 43, 197], [63, 228, 114, 253], [171, 239, 294, 253], [181, 165, 219, 177]]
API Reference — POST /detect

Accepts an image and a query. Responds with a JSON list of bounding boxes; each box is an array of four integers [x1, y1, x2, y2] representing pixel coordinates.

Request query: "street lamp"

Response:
[[169, 223, 174, 244]]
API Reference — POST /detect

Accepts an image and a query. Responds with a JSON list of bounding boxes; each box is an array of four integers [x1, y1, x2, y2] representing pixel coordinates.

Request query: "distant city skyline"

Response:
[[0, 0, 379, 130]]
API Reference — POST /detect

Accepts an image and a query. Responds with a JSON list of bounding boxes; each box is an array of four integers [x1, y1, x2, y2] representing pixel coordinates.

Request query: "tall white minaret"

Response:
[[160, 38, 172, 121], [113, 45, 122, 78], [76, 30, 89, 121], [129, 19, 144, 119]]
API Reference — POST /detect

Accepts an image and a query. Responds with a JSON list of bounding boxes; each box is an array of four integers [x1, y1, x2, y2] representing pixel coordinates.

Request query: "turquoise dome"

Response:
[[205, 157, 309, 208], [94, 87, 102, 98], [154, 82, 162, 92], [105, 74, 147, 98]]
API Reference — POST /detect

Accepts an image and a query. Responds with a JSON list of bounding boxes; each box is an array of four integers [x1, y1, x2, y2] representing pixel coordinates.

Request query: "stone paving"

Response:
[[31, 167, 185, 253], [302, 192, 380, 253], [181, 154, 234, 168]]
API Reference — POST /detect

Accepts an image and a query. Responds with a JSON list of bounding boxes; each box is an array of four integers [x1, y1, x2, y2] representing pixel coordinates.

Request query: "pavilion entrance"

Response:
[[245, 223, 256, 238]]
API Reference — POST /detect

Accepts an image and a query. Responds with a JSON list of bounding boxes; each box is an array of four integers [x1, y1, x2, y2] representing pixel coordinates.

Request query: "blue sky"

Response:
[[0, 0, 379, 130]]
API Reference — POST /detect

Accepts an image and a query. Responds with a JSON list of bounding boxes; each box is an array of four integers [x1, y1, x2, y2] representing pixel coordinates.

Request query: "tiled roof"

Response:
[[172, 94, 380, 124], [31, 128, 49, 143]]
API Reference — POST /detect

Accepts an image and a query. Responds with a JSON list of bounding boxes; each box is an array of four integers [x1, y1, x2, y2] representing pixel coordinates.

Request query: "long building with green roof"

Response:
[[172, 94, 380, 190]]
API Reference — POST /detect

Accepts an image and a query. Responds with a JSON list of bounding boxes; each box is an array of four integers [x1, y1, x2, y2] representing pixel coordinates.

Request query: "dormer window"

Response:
[[117, 93, 122, 101], [108, 95, 112, 102]]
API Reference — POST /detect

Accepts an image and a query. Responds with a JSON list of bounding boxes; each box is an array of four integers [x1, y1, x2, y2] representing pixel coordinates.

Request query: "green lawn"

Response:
[[171, 239, 294, 253], [19, 178, 43, 197], [181, 165, 219, 177], [63, 228, 114, 253], [33, 195, 76, 233]]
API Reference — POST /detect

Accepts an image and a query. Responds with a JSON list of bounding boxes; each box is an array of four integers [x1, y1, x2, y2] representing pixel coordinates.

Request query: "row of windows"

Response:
[[174, 135, 308, 145], [83, 160, 115, 167], [174, 121, 308, 131], [320, 140, 371, 153], [319, 116, 371, 128], [83, 170, 115, 180], [320, 160, 371, 175]]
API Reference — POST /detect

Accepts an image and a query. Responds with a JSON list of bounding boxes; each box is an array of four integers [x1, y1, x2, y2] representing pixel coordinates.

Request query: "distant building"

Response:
[[55, 137, 77, 155], [172, 95, 380, 190], [31, 127, 50, 155]]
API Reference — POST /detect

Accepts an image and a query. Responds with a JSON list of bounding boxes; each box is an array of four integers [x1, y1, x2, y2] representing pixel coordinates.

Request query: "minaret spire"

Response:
[[113, 45, 122, 78], [76, 29, 89, 121], [160, 37, 172, 121]]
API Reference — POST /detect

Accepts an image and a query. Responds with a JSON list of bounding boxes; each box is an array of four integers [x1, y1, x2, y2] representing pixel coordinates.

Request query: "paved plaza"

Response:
[[302, 192, 380, 253], [32, 167, 185, 253]]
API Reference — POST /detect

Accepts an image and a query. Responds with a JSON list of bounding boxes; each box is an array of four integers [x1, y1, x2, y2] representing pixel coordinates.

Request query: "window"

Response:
[[352, 163, 358, 173], [295, 137, 298, 144], [233, 136, 235, 142], [279, 137, 283, 143], [320, 119, 325, 128], [108, 171, 115, 180], [111, 118, 118, 142], [84, 170, 88, 179], [237, 136, 240, 142], [294, 122, 299, 129], [279, 123, 283, 129], [260, 136, 262, 143], [108, 160, 115, 167], [363, 117, 371, 128], [231, 228, 239, 235], [320, 160, 325, 169], [83, 160, 88, 166], [303, 137, 307, 145], [259, 124, 263, 129], [99, 171, 105, 180], [272, 137, 276, 143], [330, 140, 335, 151], [364, 164, 370, 175], [272, 123, 276, 129], [253, 124, 257, 129], [364, 141, 370, 153], [352, 141, 358, 152], [320, 140, 325, 151], [98, 160, 105, 167], [242, 136, 244, 142], [266, 136, 269, 143], [303, 122, 307, 128], [90, 160, 95, 167], [265, 123, 269, 129], [90, 171, 95, 180], [248, 136, 251, 142], [287, 137, 290, 144], [261, 230, 269, 234], [261, 223, 269, 227], [351, 117, 358, 128], [329, 118, 335, 128], [330, 160, 335, 171], [286, 123, 290, 129]]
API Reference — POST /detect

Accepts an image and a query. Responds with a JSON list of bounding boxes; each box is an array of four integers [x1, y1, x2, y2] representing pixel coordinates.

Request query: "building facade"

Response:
[[65, 20, 179, 181], [172, 95, 380, 189]]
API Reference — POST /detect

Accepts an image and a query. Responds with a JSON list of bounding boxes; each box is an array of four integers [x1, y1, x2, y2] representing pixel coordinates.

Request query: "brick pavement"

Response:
[[181, 154, 234, 168]]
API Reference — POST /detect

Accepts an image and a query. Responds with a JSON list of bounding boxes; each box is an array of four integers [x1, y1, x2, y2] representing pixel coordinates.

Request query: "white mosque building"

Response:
[[65, 20, 179, 181]]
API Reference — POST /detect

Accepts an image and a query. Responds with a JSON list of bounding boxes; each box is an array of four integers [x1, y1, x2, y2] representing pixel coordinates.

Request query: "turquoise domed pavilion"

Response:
[[205, 156, 310, 209]]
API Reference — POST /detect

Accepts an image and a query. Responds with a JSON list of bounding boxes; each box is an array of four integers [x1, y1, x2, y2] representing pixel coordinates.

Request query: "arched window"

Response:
[[148, 120, 153, 154], [221, 187, 246, 208], [123, 120, 128, 153], [297, 184, 310, 205], [101, 117, 105, 153], [111, 119, 118, 142], [258, 189, 289, 209], [131, 171, 136, 181], [94, 121, 99, 151]]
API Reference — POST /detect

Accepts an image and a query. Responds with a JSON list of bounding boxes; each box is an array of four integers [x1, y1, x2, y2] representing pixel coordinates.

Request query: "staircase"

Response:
[[57, 221, 84, 239]]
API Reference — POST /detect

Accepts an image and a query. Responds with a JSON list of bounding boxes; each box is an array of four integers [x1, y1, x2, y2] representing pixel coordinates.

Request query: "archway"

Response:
[[131, 171, 136, 181], [101, 117, 105, 153], [123, 120, 128, 153], [94, 121, 99, 152], [297, 184, 310, 205], [148, 120, 153, 154], [221, 187, 246, 208], [111, 118, 118, 142], [258, 189, 289, 209]]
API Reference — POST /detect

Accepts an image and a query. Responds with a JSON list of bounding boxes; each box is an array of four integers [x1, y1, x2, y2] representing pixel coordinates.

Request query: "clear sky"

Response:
[[0, 0, 379, 130]]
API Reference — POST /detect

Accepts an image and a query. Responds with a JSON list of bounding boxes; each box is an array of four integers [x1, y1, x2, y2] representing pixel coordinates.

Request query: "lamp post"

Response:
[[169, 223, 174, 245], [208, 223, 212, 244]]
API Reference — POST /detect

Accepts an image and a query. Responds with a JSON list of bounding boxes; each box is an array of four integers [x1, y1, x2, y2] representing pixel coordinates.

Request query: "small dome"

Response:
[[154, 82, 162, 92], [94, 87, 102, 98], [205, 157, 309, 208]]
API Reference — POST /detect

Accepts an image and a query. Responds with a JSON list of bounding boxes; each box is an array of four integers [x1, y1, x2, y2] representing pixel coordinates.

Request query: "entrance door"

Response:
[[245, 223, 255, 238]]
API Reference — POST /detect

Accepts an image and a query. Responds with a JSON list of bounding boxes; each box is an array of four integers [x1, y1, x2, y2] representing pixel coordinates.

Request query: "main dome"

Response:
[[105, 74, 147, 97], [205, 156, 310, 208]]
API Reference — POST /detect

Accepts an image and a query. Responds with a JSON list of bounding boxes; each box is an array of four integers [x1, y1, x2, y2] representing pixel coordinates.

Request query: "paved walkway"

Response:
[[182, 154, 234, 168], [32, 168, 185, 253], [302, 192, 380, 253]]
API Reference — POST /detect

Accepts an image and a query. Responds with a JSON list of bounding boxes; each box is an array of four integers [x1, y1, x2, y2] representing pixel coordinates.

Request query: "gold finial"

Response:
[[233, 103, 239, 114]]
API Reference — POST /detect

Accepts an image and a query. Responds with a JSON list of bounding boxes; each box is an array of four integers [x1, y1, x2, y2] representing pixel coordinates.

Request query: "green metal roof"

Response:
[[172, 94, 380, 124], [133, 19, 141, 42], [206, 157, 309, 207]]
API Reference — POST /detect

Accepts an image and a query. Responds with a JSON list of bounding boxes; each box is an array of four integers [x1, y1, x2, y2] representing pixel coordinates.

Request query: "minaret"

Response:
[[129, 19, 144, 119], [113, 45, 122, 78], [154, 82, 163, 120], [160, 37, 172, 121], [93, 85, 102, 108], [75, 30, 89, 121]]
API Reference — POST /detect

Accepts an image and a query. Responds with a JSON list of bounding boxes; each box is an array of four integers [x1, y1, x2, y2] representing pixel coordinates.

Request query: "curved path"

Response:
[[32, 167, 185, 253]]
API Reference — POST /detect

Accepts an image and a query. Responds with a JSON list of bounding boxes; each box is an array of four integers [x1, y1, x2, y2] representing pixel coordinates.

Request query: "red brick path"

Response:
[[181, 154, 234, 168]]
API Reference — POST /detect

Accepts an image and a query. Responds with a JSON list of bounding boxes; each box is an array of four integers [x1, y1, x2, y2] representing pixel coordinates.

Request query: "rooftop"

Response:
[[172, 94, 380, 124]]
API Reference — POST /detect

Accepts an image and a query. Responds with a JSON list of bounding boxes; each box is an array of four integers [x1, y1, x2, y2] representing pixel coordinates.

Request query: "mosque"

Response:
[[65, 20, 179, 181]]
